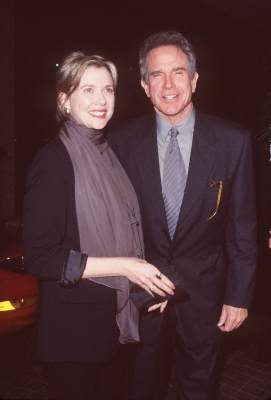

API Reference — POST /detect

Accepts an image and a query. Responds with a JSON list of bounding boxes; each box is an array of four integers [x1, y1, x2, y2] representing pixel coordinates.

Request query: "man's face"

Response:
[[141, 45, 198, 125]]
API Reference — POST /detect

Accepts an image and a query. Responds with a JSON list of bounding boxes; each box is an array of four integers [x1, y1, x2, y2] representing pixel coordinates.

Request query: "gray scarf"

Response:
[[60, 118, 143, 343]]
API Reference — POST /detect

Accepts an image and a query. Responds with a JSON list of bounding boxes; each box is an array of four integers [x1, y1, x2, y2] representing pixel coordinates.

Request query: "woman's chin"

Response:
[[84, 117, 109, 130]]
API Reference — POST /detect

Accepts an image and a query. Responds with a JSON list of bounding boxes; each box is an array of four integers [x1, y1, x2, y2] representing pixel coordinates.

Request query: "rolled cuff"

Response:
[[59, 249, 88, 288]]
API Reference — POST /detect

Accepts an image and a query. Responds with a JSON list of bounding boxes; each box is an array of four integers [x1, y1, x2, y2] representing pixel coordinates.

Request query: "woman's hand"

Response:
[[123, 258, 175, 297], [83, 256, 175, 297]]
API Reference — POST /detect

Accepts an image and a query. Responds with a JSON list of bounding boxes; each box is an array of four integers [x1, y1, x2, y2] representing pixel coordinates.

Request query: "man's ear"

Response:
[[191, 72, 199, 94], [141, 79, 150, 98]]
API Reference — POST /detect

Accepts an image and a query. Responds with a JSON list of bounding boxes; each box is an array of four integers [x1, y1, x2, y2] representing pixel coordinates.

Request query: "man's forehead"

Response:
[[146, 46, 189, 70]]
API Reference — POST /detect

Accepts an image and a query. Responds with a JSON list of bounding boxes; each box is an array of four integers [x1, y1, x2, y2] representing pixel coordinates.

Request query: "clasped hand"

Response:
[[126, 257, 175, 298]]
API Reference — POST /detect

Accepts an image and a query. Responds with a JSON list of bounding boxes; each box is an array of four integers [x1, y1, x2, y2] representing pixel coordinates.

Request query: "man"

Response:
[[109, 31, 257, 400]]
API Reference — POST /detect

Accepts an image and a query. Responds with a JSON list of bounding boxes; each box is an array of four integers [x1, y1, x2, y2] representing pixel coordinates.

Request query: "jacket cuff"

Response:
[[59, 249, 87, 288]]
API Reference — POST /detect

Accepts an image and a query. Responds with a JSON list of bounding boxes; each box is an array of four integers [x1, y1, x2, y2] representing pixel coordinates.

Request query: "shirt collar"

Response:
[[156, 107, 195, 143]]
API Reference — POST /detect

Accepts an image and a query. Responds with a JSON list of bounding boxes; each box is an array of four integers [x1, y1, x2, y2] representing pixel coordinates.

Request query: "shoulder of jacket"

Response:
[[34, 136, 70, 162], [196, 111, 250, 144], [29, 136, 73, 177]]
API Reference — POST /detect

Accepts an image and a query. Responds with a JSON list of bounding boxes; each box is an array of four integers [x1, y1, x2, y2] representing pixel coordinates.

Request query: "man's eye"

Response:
[[149, 71, 162, 79]]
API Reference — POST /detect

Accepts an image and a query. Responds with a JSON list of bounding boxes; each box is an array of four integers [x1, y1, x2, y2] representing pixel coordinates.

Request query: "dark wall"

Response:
[[15, 2, 271, 138], [0, 2, 15, 220]]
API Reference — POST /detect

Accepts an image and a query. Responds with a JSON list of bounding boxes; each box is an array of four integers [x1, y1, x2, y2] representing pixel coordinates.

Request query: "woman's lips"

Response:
[[89, 110, 107, 118]]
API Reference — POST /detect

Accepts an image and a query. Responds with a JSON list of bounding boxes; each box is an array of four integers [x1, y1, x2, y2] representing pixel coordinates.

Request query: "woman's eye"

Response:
[[84, 87, 93, 94], [105, 87, 114, 94]]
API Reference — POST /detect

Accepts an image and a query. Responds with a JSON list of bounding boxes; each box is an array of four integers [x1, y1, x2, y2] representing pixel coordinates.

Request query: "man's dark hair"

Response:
[[139, 30, 197, 82]]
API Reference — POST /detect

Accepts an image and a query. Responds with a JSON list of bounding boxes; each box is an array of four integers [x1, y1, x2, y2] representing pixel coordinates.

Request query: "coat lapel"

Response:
[[176, 112, 216, 231], [133, 116, 168, 230]]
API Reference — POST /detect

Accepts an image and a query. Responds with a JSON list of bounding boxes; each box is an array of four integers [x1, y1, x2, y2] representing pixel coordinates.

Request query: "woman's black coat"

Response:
[[23, 137, 118, 363]]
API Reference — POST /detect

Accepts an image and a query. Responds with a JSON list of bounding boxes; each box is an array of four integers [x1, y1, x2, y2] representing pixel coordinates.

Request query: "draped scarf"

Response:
[[60, 118, 143, 343]]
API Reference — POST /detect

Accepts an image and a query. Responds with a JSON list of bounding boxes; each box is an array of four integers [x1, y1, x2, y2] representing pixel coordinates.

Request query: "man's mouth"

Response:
[[163, 94, 178, 101]]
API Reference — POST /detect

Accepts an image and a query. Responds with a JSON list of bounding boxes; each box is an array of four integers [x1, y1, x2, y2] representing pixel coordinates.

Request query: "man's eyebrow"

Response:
[[149, 67, 187, 75], [173, 67, 187, 72], [149, 69, 163, 75]]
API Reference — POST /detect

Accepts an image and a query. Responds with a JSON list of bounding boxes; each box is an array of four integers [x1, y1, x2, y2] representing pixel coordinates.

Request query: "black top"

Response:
[[23, 137, 118, 363]]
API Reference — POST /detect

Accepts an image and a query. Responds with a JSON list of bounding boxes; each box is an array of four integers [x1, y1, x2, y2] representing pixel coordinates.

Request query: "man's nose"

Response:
[[164, 74, 174, 88]]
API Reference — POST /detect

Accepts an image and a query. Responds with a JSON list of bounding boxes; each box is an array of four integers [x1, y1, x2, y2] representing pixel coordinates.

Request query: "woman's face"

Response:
[[64, 66, 115, 129]]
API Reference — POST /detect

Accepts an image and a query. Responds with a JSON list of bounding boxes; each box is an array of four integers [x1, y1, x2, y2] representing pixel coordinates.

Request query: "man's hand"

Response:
[[217, 304, 248, 332], [148, 300, 168, 313]]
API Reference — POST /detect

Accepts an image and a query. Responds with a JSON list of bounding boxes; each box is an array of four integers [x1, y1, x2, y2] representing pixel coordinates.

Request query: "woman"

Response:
[[23, 51, 174, 400]]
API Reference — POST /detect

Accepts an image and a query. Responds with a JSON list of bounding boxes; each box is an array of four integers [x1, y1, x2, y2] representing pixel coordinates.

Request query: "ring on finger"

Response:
[[156, 271, 162, 279]]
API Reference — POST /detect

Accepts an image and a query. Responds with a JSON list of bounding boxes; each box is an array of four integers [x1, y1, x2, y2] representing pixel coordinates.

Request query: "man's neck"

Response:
[[155, 104, 194, 127]]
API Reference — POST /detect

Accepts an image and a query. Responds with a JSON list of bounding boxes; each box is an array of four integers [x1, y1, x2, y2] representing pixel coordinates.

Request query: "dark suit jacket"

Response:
[[109, 111, 257, 344], [23, 137, 118, 363]]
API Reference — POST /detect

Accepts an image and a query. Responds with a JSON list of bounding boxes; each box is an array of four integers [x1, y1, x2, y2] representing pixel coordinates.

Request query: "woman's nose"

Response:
[[94, 90, 106, 105]]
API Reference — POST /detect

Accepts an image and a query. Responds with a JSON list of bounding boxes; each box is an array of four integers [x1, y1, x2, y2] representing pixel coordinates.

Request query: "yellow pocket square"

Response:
[[208, 180, 223, 221]]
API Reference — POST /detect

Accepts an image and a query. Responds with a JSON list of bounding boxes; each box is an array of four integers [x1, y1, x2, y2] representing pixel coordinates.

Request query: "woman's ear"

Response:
[[58, 92, 71, 114]]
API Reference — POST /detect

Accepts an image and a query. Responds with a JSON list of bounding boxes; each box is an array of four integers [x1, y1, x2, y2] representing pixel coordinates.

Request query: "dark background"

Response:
[[14, 0, 271, 187], [3, 0, 271, 307], [14, 1, 271, 143]]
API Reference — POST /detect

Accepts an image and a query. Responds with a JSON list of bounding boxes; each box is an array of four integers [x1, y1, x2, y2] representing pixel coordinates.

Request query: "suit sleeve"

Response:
[[23, 147, 84, 282], [224, 131, 257, 308]]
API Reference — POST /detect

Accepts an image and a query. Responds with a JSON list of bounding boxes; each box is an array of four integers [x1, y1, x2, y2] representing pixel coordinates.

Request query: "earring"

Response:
[[64, 106, 70, 115]]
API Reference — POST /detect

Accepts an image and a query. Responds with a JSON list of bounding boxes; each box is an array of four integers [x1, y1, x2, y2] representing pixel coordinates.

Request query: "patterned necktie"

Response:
[[163, 128, 187, 239]]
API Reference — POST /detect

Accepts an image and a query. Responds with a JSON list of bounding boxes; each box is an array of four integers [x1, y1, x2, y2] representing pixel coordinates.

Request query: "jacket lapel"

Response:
[[133, 116, 168, 230], [175, 112, 216, 231]]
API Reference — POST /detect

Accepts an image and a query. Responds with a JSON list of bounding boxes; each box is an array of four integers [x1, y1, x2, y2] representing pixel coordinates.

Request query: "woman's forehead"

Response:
[[79, 65, 113, 86]]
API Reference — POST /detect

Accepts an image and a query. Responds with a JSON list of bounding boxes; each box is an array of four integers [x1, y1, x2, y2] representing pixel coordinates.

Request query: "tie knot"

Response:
[[169, 128, 179, 139]]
